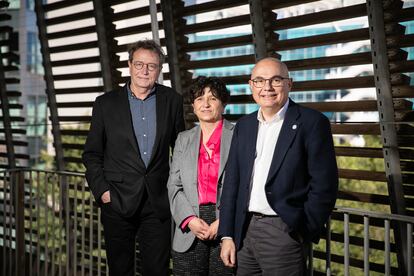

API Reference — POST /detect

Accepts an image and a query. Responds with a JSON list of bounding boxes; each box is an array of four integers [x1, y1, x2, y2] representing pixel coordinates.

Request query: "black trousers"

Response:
[[100, 194, 171, 276]]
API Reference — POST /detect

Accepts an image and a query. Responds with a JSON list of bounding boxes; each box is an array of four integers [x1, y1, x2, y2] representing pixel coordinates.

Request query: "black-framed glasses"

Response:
[[250, 76, 290, 88], [131, 61, 159, 71]]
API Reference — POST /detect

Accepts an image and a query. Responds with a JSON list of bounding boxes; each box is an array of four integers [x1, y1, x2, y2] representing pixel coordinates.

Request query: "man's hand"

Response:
[[188, 217, 209, 240], [101, 191, 111, 204], [220, 239, 236, 268], [205, 219, 219, 240]]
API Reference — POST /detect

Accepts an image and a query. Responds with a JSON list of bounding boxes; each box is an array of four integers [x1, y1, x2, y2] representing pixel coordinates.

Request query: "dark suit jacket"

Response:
[[82, 83, 185, 219], [218, 100, 338, 248]]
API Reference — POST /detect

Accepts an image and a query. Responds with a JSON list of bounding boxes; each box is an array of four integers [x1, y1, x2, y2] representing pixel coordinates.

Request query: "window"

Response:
[[26, 0, 34, 10], [27, 95, 47, 137], [26, 32, 43, 74], [8, 0, 20, 9]]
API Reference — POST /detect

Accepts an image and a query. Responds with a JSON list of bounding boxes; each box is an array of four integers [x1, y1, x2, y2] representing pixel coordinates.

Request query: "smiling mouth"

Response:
[[261, 93, 277, 97]]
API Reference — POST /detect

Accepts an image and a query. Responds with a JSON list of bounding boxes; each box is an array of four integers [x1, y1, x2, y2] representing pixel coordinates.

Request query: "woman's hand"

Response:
[[205, 219, 219, 240], [188, 217, 209, 240]]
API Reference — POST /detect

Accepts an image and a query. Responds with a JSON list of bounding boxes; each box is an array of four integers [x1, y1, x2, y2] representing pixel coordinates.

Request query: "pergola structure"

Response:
[[0, 0, 413, 274]]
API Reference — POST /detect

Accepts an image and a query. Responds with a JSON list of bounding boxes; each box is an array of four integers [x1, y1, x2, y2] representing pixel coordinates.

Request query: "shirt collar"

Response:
[[203, 119, 224, 149], [127, 81, 157, 100], [257, 98, 289, 124]]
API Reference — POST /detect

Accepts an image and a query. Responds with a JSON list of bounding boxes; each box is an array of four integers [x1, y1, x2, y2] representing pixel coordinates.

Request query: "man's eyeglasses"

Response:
[[131, 61, 159, 72], [250, 76, 290, 88]]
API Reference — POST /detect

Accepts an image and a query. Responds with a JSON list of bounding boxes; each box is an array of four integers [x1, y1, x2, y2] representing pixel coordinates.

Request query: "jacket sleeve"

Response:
[[303, 115, 338, 241], [82, 98, 110, 205], [217, 123, 240, 238], [167, 133, 197, 226]]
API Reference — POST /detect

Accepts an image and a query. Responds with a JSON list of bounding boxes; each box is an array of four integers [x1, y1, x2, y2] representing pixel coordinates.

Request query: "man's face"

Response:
[[128, 49, 161, 92], [249, 59, 292, 112]]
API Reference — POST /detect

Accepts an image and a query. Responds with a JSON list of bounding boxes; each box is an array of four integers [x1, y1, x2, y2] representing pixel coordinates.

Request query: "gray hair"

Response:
[[128, 39, 165, 65]]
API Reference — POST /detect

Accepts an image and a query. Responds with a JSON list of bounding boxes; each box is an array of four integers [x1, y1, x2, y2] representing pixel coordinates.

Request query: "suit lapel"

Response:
[[265, 101, 300, 184], [187, 126, 201, 205], [245, 114, 259, 186], [218, 119, 234, 177]]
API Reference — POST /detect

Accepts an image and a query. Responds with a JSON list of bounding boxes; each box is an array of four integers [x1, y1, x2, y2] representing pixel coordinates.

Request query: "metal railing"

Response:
[[0, 169, 105, 276], [336, 207, 412, 276], [1, 169, 413, 275]]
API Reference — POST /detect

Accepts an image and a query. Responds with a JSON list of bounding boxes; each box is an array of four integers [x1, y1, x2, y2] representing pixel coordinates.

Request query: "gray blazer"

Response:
[[167, 119, 234, 252]]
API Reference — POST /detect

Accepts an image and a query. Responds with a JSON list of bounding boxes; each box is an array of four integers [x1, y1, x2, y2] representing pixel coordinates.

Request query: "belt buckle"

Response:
[[251, 212, 265, 218]]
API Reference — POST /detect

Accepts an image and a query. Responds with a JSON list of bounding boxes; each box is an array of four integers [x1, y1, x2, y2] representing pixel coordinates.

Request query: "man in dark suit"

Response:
[[82, 40, 185, 276], [218, 57, 338, 275]]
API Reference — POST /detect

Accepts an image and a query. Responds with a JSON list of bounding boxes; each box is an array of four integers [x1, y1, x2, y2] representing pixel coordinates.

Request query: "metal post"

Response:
[[366, 1, 408, 274], [326, 217, 332, 276], [344, 213, 350, 276], [363, 216, 370, 276], [34, 0, 65, 171], [385, 219, 391, 276], [16, 171, 25, 276], [407, 223, 412, 276], [44, 172, 49, 276], [92, 0, 120, 92], [249, 0, 268, 61], [160, 0, 184, 94], [149, 0, 163, 84]]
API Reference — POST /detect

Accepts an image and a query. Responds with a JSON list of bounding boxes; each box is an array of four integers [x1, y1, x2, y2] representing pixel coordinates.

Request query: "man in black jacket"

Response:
[[83, 39, 185, 276]]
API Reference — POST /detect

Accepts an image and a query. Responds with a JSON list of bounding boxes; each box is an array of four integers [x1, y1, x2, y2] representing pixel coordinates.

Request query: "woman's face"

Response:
[[192, 87, 224, 124]]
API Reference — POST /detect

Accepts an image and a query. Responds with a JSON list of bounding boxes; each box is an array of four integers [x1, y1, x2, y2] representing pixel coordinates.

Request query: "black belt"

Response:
[[249, 211, 278, 218]]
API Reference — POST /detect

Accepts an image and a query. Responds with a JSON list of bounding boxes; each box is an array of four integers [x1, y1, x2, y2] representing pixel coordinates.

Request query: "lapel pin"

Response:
[[292, 124, 297, 130]]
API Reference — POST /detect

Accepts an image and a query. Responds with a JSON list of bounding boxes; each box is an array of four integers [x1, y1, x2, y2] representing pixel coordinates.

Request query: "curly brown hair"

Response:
[[189, 76, 230, 105]]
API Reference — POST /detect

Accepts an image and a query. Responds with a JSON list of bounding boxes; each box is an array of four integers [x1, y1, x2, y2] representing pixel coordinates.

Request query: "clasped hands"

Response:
[[188, 218, 219, 241]]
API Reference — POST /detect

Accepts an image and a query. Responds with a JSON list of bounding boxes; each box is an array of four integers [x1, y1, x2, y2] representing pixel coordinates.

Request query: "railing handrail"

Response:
[[0, 168, 85, 177], [335, 206, 414, 224]]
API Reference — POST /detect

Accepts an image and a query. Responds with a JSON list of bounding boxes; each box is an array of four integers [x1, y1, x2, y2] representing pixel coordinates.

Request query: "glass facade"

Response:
[[7, 0, 20, 9], [3, 0, 48, 166], [27, 95, 47, 166], [27, 31, 43, 74]]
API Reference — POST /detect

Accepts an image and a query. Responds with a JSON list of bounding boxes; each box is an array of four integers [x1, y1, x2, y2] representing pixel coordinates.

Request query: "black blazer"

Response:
[[218, 100, 338, 247], [82, 84, 185, 219]]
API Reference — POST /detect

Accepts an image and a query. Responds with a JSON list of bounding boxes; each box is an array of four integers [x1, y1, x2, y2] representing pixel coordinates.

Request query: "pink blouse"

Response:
[[197, 120, 223, 205], [180, 120, 223, 229]]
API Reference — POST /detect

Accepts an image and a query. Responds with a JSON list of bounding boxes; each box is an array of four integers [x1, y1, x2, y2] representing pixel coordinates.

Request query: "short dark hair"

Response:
[[189, 76, 230, 105], [128, 39, 165, 65]]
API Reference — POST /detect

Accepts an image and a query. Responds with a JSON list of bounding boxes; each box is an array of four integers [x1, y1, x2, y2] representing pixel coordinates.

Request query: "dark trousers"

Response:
[[172, 204, 234, 276], [100, 195, 171, 276], [236, 214, 308, 276]]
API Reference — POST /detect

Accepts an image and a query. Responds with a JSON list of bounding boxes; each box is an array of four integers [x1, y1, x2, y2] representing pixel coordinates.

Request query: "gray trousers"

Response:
[[236, 214, 309, 276]]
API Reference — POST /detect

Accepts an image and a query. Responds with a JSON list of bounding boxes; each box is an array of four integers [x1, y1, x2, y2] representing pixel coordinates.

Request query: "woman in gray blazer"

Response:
[[167, 76, 234, 275]]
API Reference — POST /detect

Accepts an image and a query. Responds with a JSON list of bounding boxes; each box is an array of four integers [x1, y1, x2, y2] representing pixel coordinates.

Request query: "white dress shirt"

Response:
[[248, 99, 289, 215]]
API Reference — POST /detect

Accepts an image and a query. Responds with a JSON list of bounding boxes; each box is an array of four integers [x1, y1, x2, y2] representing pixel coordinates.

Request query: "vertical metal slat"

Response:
[[29, 172, 33, 276], [364, 216, 370, 276], [407, 223, 412, 276], [44, 172, 49, 276], [344, 213, 350, 276], [51, 174, 56, 276], [326, 217, 332, 276], [384, 219, 390, 276]]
